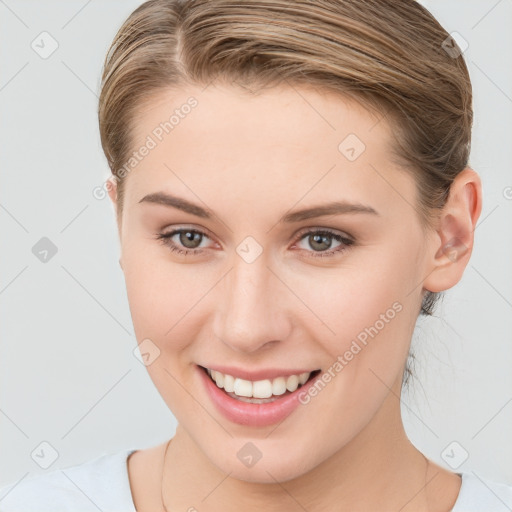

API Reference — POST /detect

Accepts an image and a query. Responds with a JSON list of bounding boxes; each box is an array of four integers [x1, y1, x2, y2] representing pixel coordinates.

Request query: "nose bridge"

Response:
[[213, 250, 289, 353]]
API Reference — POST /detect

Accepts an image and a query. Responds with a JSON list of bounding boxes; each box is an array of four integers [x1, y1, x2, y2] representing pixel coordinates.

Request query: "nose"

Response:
[[212, 250, 292, 354]]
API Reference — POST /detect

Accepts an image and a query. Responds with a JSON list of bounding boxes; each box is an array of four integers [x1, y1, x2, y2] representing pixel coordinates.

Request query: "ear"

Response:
[[423, 167, 483, 293]]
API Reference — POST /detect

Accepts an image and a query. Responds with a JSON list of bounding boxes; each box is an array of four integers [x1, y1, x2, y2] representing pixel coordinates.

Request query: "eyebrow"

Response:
[[138, 192, 379, 222]]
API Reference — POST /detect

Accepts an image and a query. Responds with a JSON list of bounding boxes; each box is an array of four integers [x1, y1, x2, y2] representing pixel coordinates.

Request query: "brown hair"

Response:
[[98, 0, 473, 321]]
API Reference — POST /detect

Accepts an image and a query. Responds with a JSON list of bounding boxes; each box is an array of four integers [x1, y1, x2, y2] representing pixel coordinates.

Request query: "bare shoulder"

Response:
[[127, 441, 168, 511], [128, 441, 167, 473], [425, 460, 463, 511]]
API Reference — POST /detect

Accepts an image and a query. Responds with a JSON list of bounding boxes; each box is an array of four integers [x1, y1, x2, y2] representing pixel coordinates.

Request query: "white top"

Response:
[[1, 448, 511, 511]]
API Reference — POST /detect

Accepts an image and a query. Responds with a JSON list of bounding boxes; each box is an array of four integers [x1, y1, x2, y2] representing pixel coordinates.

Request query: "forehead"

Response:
[[123, 83, 413, 219], [131, 82, 387, 155]]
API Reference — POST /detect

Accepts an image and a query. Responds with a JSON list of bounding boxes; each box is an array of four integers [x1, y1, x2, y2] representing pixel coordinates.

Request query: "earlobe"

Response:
[[423, 167, 483, 293]]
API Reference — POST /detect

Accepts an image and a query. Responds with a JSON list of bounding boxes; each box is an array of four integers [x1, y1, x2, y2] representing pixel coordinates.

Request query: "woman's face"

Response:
[[111, 83, 435, 482]]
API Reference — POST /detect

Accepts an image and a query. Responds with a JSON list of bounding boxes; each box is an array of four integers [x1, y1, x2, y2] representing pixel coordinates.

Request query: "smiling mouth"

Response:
[[199, 366, 321, 404]]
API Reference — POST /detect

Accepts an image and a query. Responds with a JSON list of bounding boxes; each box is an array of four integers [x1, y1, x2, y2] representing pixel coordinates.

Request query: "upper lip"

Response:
[[199, 364, 319, 381]]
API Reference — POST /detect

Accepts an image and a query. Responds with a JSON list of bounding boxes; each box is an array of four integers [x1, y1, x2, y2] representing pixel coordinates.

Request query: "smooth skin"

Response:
[[108, 83, 482, 511]]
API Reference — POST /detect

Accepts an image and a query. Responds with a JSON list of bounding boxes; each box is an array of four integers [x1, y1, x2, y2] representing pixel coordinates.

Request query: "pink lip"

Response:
[[197, 365, 321, 427]]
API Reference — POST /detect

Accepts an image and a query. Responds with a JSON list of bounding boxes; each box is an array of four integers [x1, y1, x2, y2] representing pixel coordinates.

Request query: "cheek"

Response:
[[121, 244, 209, 416], [277, 241, 420, 401], [296, 273, 411, 391], [121, 239, 217, 352], [282, 240, 421, 343]]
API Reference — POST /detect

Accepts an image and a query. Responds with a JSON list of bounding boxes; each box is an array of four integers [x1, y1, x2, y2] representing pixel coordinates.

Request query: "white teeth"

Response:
[[214, 371, 224, 388], [253, 379, 273, 399], [233, 378, 252, 397], [286, 374, 299, 392], [299, 372, 309, 385], [205, 368, 313, 399], [223, 374, 235, 393], [272, 377, 287, 396]]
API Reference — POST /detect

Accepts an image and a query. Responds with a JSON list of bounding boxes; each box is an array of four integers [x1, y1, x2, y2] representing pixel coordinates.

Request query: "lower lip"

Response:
[[198, 365, 320, 427]]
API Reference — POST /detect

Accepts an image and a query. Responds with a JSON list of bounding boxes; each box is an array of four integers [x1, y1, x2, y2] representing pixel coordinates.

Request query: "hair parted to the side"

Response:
[[98, 0, 473, 323]]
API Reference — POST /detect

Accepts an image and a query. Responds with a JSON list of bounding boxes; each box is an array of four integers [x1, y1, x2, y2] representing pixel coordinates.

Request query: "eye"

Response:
[[155, 226, 354, 259], [293, 228, 354, 258], [154, 228, 213, 256]]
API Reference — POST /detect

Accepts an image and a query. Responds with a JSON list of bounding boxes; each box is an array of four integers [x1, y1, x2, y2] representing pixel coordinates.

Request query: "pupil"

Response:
[[181, 231, 201, 249], [311, 234, 331, 251]]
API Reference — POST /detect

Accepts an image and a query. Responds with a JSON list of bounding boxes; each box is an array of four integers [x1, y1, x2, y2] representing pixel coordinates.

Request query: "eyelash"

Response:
[[154, 227, 355, 259]]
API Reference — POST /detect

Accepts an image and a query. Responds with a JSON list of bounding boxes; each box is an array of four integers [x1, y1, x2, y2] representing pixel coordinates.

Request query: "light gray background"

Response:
[[1, 0, 511, 488]]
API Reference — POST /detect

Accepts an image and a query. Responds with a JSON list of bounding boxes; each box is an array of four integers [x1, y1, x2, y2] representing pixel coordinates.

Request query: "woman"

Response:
[[1, 0, 511, 510]]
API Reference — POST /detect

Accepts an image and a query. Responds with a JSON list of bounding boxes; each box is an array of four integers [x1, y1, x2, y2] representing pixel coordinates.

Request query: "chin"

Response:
[[218, 452, 314, 484], [197, 434, 325, 484]]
